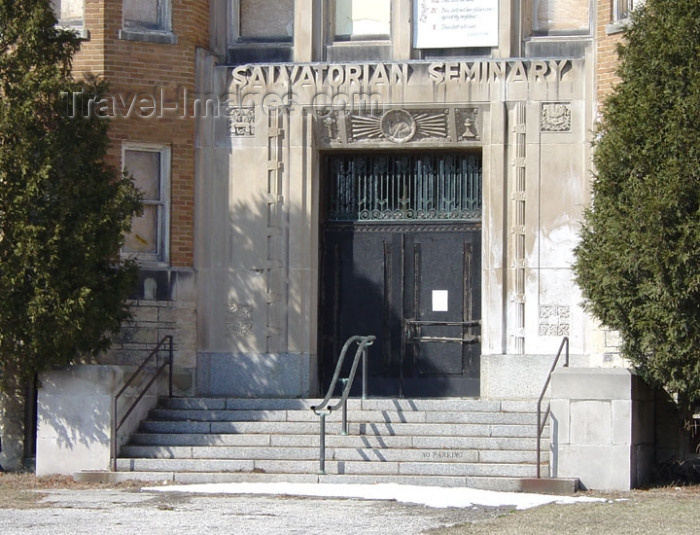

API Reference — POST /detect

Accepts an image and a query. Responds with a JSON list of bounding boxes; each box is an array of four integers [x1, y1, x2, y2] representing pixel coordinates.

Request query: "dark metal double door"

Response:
[[319, 222, 481, 397]]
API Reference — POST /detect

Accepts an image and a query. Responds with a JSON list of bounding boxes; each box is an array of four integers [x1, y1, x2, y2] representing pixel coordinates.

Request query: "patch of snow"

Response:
[[143, 482, 605, 510]]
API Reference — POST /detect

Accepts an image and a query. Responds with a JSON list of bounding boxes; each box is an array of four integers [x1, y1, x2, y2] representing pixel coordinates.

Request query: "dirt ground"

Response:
[[0, 473, 142, 510], [2, 473, 700, 535], [428, 486, 700, 535]]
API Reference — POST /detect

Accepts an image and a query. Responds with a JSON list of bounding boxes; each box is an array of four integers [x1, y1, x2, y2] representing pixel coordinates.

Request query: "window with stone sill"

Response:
[[532, 0, 591, 35], [333, 0, 391, 41], [608, 0, 644, 34], [230, 0, 294, 43], [120, 0, 176, 44], [614, 0, 635, 21], [122, 145, 170, 265]]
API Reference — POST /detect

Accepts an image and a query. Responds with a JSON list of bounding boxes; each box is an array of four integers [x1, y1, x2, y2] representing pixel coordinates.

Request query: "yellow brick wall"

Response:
[[71, 0, 210, 268], [596, 1, 625, 102]]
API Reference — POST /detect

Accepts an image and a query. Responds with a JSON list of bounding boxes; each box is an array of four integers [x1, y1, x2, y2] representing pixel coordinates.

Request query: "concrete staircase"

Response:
[[90, 397, 566, 492]]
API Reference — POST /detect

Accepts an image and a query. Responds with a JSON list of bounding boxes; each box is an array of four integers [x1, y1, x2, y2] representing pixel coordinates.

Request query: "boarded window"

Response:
[[123, 0, 170, 32], [239, 0, 294, 39], [613, 0, 642, 21], [533, 0, 590, 33], [123, 147, 169, 262], [335, 0, 391, 38], [52, 0, 83, 27]]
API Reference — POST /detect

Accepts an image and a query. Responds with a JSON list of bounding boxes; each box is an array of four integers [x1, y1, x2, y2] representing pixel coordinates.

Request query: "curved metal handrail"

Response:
[[313, 335, 375, 414], [311, 334, 375, 474], [536, 336, 569, 478]]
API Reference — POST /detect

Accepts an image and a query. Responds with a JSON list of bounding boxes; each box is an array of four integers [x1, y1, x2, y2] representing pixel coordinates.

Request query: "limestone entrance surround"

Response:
[[194, 56, 592, 399]]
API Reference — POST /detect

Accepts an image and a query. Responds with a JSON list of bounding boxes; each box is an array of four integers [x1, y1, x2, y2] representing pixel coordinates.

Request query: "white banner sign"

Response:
[[414, 0, 499, 49]]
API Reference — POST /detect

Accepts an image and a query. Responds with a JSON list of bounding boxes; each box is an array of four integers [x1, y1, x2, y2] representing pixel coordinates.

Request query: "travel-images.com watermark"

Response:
[[61, 86, 386, 120]]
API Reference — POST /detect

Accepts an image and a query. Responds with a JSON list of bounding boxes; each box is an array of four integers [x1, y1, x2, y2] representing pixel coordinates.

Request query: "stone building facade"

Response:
[[194, 0, 603, 400], [61, 0, 634, 400], [2, 0, 663, 477]]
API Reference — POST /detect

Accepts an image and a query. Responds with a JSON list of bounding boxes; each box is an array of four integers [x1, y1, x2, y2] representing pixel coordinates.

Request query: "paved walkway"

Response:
[[1, 488, 499, 535], [1, 483, 602, 535]]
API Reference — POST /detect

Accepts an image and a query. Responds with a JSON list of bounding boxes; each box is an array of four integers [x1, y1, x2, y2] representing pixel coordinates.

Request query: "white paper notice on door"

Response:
[[432, 290, 449, 312]]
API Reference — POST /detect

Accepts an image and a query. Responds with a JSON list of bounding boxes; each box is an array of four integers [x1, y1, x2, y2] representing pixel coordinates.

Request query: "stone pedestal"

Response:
[[550, 368, 655, 490], [35, 365, 156, 476]]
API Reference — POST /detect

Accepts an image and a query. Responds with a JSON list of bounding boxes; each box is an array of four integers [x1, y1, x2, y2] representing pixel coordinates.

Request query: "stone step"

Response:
[[115, 458, 542, 479], [115, 397, 553, 490], [147, 408, 538, 426], [129, 431, 548, 450], [138, 420, 543, 439], [77, 470, 537, 493], [158, 398, 536, 413], [120, 445, 546, 464], [517, 477, 580, 494]]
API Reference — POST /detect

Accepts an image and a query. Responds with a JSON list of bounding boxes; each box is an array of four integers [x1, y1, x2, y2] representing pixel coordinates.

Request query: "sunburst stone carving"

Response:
[[380, 109, 417, 143], [349, 108, 449, 143]]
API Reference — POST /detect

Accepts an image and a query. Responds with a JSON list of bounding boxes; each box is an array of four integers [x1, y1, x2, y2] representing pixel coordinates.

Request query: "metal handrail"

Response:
[[112, 335, 174, 471], [404, 319, 481, 344], [536, 336, 569, 478], [311, 334, 375, 475]]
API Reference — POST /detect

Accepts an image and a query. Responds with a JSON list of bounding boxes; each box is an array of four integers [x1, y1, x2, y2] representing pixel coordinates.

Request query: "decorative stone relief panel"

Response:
[[539, 305, 571, 336], [227, 107, 256, 137], [318, 110, 340, 143], [540, 102, 572, 132], [346, 222, 482, 233], [264, 107, 286, 353], [315, 106, 485, 146], [226, 303, 254, 336], [512, 103, 527, 354], [456, 108, 480, 140], [349, 108, 449, 143]]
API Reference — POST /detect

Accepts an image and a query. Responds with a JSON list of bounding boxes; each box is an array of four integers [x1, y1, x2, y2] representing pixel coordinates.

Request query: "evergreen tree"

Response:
[[0, 0, 141, 388], [574, 0, 700, 408]]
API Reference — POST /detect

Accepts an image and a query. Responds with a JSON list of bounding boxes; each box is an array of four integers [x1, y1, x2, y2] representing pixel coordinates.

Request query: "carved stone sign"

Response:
[[229, 61, 572, 92], [421, 450, 465, 459]]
